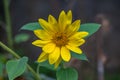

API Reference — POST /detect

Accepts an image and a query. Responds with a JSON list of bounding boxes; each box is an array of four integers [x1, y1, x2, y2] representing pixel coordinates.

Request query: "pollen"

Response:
[[52, 32, 69, 46]]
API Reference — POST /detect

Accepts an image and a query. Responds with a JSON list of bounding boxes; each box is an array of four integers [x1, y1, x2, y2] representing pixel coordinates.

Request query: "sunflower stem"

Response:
[[0, 41, 41, 80]]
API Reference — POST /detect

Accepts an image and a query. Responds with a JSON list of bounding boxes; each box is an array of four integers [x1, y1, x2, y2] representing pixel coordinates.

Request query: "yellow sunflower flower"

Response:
[[32, 10, 88, 68]]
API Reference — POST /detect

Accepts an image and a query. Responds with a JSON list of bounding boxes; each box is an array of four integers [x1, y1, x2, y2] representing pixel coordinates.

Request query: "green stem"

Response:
[[37, 63, 41, 76], [3, 0, 13, 48], [27, 65, 41, 80], [0, 41, 41, 80]]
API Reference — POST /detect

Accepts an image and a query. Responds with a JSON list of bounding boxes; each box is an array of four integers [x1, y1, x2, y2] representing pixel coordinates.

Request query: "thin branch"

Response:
[[3, 0, 13, 48], [0, 41, 41, 80]]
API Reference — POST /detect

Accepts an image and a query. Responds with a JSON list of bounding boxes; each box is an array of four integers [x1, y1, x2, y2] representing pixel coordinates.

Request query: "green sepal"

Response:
[[80, 23, 101, 37], [56, 67, 78, 80], [6, 57, 28, 80], [20, 22, 42, 31]]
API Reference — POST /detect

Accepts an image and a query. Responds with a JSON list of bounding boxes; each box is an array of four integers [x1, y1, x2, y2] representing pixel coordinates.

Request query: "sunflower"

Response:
[[32, 10, 88, 68]]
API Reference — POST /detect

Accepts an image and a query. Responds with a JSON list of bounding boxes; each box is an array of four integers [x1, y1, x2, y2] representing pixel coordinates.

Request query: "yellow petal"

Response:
[[37, 52, 48, 62], [67, 10, 72, 24], [48, 15, 58, 32], [66, 20, 80, 36], [32, 40, 50, 47], [34, 29, 52, 40], [49, 47, 60, 64], [68, 39, 85, 47], [54, 57, 62, 69], [58, 10, 67, 31], [48, 15, 57, 25], [38, 18, 54, 32], [61, 46, 71, 62], [43, 43, 56, 53], [69, 32, 88, 39], [66, 45, 82, 54]]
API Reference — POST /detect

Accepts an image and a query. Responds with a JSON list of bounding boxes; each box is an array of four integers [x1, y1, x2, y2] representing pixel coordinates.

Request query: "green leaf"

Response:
[[71, 52, 88, 61], [80, 23, 101, 37], [14, 33, 30, 43], [0, 62, 3, 76], [56, 67, 78, 80], [6, 57, 28, 80], [20, 22, 42, 31]]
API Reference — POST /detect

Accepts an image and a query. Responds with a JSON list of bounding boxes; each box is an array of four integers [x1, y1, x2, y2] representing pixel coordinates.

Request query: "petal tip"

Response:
[[67, 10, 72, 15], [61, 10, 65, 13], [38, 18, 42, 22], [32, 41, 36, 45]]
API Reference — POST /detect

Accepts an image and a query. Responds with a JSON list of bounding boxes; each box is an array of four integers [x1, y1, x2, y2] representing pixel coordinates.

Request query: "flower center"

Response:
[[52, 32, 68, 46]]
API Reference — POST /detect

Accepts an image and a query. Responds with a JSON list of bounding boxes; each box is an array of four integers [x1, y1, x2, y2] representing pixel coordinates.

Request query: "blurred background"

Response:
[[0, 0, 120, 80]]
